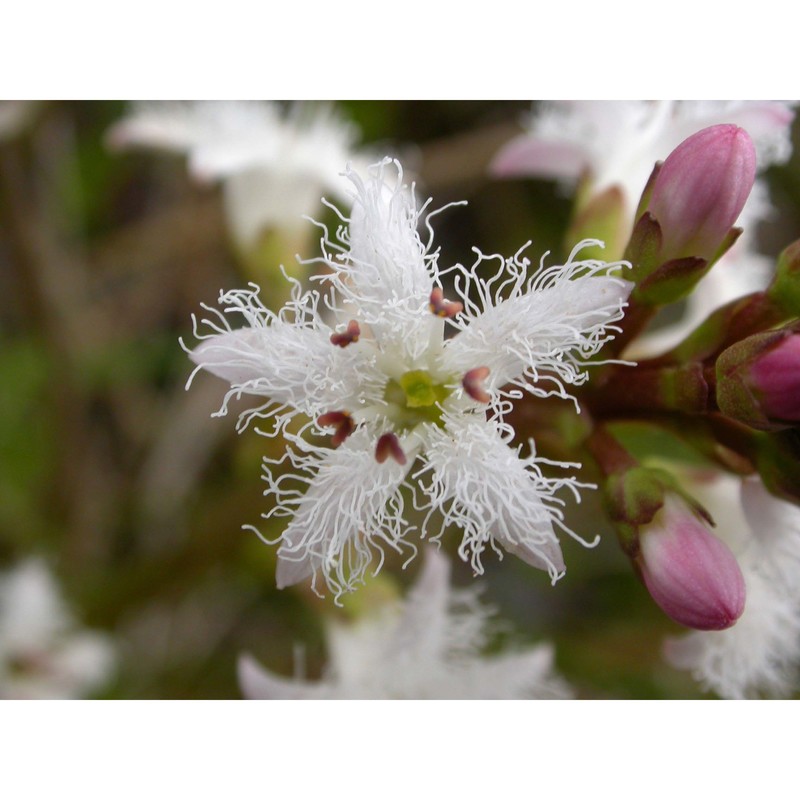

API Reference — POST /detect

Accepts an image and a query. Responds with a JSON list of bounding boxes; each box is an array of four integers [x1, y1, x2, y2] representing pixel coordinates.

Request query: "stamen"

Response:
[[429, 287, 463, 318], [330, 320, 361, 347], [463, 367, 491, 403], [317, 411, 356, 446], [375, 432, 407, 465]]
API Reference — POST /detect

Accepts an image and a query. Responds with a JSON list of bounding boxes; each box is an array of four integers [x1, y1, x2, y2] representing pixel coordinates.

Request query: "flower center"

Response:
[[383, 370, 451, 428]]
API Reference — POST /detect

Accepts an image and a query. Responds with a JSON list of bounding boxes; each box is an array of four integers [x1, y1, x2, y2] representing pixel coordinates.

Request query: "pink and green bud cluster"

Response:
[[716, 327, 800, 430], [638, 497, 746, 631], [647, 124, 756, 263], [593, 434, 746, 632]]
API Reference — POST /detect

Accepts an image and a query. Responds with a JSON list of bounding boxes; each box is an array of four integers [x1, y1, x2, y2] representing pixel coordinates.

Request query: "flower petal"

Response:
[[444, 244, 632, 402], [445, 645, 572, 699], [740, 476, 800, 557], [222, 169, 324, 247], [385, 547, 452, 661], [0, 559, 71, 647], [270, 428, 413, 597], [107, 101, 218, 160], [490, 134, 590, 181], [108, 101, 362, 185], [318, 160, 443, 363], [188, 286, 379, 429], [237, 653, 331, 700], [418, 415, 571, 581]]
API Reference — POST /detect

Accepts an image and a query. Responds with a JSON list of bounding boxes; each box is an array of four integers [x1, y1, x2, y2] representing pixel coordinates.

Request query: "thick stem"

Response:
[[586, 425, 639, 477], [586, 362, 709, 416]]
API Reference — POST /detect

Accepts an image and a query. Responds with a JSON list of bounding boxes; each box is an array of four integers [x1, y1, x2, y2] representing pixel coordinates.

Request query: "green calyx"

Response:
[[606, 466, 667, 529], [384, 370, 451, 428], [767, 238, 800, 316]]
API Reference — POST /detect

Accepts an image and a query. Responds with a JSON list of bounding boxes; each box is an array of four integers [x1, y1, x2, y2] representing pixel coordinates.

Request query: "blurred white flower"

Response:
[[0, 559, 115, 699], [187, 158, 632, 598], [492, 101, 793, 214], [491, 101, 796, 356], [239, 548, 572, 699], [664, 474, 800, 698], [107, 101, 369, 251]]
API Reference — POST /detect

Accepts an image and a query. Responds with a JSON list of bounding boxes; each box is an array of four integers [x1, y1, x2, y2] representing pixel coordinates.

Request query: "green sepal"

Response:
[[624, 211, 663, 282], [706, 226, 743, 268], [633, 162, 662, 222], [605, 463, 714, 532], [623, 210, 713, 307], [634, 256, 708, 306], [604, 465, 706, 557], [605, 466, 667, 528], [767, 238, 800, 316]]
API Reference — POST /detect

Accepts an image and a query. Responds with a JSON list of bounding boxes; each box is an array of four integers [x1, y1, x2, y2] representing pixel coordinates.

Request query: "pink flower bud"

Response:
[[716, 329, 800, 430], [638, 497, 745, 630], [748, 334, 800, 423], [647, 124, 756, 261]]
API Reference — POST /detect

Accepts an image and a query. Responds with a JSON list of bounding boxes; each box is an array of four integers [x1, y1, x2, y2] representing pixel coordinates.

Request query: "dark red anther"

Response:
[[330, 320, 361, 348], [462, 367, 491, 403], [429, 287, 463, 318], [375, 432, 407, 465], [318, 411, 356, 446]]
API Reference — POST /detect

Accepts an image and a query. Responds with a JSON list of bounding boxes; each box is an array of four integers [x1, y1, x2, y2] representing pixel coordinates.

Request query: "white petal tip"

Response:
[[275, 554, 315, 590]]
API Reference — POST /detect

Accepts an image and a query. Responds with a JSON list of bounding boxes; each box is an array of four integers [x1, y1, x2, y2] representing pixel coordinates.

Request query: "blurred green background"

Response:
[[1, 100, 799, 698]]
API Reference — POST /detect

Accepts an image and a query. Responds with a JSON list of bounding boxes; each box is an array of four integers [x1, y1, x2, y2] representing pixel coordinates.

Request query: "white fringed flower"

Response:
[[187, 158, 633, 598], [108, 101, 367, 250], [0, 560, 116, 699], [491, 101, 796, 356], [238, 548, 572, 699], [664, 474, 800, 698]]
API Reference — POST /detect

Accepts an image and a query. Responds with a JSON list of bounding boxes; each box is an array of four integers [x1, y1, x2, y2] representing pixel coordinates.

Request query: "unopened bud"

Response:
[[749, 335, 800, 422], [767, 239, 800, 316], [647, 125, 756, 262], [638, 497, 745, 631], [716, 328, 800, 430]]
